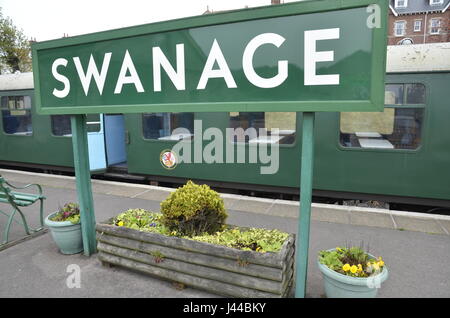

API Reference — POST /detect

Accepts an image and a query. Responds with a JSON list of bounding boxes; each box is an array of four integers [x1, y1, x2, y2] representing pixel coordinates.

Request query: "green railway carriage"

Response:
[[0, 43, 449, 208]]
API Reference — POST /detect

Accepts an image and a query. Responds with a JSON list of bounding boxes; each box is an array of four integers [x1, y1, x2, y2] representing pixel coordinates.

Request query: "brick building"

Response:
[[388, 0, 450, 45]]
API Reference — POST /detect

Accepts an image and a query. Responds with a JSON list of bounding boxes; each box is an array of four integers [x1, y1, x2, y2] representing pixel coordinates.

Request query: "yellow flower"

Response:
[[117, 221, 124, 227], [373, 262, 380, 270], [336, 247, 343, 252], [357, 264, 363, 272], [378, 260, 385, 267], [342, 264, 351, 272], [350, 265, 358, 274]]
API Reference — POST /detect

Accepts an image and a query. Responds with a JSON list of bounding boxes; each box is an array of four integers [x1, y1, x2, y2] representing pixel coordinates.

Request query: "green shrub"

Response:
[[160, 180, 228, 236]]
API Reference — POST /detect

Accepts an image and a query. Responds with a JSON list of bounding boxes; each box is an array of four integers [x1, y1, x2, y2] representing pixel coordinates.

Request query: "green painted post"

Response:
[[295, 112, 315, 298], [71, 115, 97, 256]]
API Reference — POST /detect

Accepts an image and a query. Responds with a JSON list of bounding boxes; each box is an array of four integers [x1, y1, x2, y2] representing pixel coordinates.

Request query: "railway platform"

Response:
[[0, 168, 449, 298]]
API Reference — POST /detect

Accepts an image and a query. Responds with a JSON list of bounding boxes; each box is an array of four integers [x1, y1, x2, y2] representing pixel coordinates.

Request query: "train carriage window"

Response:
[[51, 115, 71, 136], [86, 114, 102, 133], [1, 95, 32, 135], [51, 114, 101, 136], [340, 83, 425, 150], [405, 84, 425, 104], [142, 113, 194, 140], [229, 112, 296, 144], [385, 84, 404, 105]]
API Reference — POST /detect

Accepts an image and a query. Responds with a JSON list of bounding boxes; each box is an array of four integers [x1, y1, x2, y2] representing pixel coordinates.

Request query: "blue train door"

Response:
[[87, 114, 107, 171], [82, 114, 127, 172], [103, 114, 127, 170]]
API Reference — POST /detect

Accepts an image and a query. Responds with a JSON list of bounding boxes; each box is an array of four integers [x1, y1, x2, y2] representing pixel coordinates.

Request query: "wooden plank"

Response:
[[97, 233, 284, 281], [282, 248, 295, 283], [97, 241, 284, 294], [98, 252, 281, 298], [282, 244, 295, 272], [96, 223, 292, 268], [280, 235, 295, 259]]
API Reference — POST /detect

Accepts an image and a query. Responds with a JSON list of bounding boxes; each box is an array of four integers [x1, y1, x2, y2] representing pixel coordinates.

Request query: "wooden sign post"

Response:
[[32, 0, 388, 296]]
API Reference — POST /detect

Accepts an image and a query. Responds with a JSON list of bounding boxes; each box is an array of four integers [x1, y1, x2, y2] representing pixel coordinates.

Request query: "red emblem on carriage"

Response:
[[160, 150, 177, 170]]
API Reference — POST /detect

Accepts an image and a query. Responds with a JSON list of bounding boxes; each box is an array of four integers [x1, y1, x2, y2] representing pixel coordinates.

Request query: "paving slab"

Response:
[[229, 198, 275, 215], [311, 204, 350, 224], [350, 210, 395, 229], [268, 201, 298, 218], [437, 219, 450, 235], [91, 183, 150, 198], [220, 196, 241, 210], [133, 189, 173, 202], [392, 215, 446, 235]]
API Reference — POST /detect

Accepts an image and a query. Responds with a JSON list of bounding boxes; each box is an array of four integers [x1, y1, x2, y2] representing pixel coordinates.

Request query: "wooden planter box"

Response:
[[96, 221, 295, 298]]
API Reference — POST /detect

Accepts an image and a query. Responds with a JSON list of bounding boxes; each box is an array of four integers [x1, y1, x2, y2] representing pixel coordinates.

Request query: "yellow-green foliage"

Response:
[[160, 180, 228, 236], [189, 227, 289, 253], [113, 209, 289, 253]]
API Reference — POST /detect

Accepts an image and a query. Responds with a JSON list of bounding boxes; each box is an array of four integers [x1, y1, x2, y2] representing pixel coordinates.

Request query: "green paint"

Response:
[[0, 89, 74, 167], [32, 0, 387, 115], [70, 115, 96, 255], [296, 112, 315, 298], [121, 73, 450, 202]]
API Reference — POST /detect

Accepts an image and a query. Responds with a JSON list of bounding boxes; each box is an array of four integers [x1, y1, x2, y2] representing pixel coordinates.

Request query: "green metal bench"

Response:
[[0, 176, 45, 246]]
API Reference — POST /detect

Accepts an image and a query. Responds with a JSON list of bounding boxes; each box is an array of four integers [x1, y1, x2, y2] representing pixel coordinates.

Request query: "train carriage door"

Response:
[[104, 114, 127, 170], [87, 114, 107, 171]]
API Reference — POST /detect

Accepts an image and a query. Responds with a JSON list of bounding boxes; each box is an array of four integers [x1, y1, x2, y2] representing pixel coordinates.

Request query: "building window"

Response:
[[51, 114, 102, 136], [395, 0, 408, 8], [430, 19, 440, 34], [229, 112, 296, 144], [339, 83, 425, 150], [1, 95, 32, 135], [414, 20, 422, 32], [398, 38, 414, 45], [142, 113, 194, 140], [394, 21, 406, 36], [430, 0, 444, 6]]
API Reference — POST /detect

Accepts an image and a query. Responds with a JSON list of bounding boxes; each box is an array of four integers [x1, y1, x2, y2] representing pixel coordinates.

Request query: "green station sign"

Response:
[[32, 0, 388, 115]]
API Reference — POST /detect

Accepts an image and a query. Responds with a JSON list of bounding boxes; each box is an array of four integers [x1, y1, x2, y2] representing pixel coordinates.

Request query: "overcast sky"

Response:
[[0, 0, 300, 42]]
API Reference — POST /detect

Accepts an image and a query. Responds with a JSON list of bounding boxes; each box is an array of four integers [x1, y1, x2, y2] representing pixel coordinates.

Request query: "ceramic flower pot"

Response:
[[44, 212, 83, 255], [317, 251, 389, 298]]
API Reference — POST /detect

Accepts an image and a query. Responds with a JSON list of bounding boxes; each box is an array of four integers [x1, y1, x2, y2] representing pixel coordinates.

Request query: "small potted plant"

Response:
[[318, 245, 388, 298], [44, 203, 83, 254]]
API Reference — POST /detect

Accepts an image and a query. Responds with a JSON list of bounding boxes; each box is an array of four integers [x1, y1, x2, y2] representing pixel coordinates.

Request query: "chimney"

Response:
[[271, 0, 281, 4]]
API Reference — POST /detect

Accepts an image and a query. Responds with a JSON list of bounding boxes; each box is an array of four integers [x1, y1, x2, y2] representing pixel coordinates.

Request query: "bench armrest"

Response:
[[3, 180, 43, 198]]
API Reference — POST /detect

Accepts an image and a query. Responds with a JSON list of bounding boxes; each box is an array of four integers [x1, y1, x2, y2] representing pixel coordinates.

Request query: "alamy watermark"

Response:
[[66, 264, 81, 289], [367, 4, 381, 29], [366, 274, 383, 289], [164, 120, 280, 175]]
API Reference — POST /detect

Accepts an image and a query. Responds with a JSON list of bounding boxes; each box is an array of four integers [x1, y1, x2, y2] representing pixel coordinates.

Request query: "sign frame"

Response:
[[32, 0, 388, 115]]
